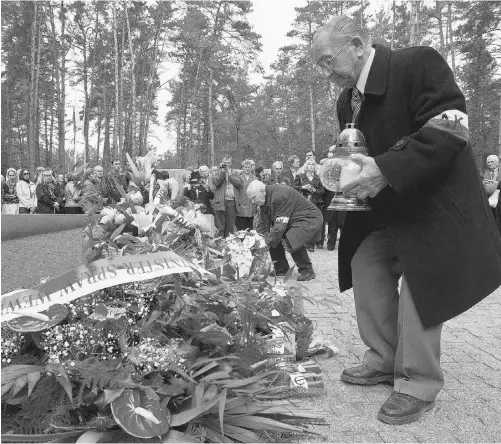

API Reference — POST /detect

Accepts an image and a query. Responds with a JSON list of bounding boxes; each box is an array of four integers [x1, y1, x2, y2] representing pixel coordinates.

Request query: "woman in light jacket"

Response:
[[2, 168, 20, 214], [16, 168, 36, 214], [293, 158, 325, 251], [64, 174, 83, 214]]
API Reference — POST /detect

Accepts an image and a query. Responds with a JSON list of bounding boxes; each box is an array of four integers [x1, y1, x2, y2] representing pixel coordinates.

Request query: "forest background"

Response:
[[1, 0, 500, 175]]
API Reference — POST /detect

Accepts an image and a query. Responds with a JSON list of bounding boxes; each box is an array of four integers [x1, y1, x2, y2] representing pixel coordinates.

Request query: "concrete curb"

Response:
[[1, 214, 88, 241]]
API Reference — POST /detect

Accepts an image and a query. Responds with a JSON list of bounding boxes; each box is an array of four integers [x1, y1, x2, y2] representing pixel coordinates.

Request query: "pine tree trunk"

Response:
[[436, 2, 446, 58], [125, 5, 136, 157], [309, 75, 316, 154], [447, 2, 456, 78], [44, 109, 50, 166], [308, 21, 315, 155], [208, 68, 215, 166], [207, 1, 223, 167], [60, 1, 66, 169], [27, 2, 38, 175], [498, 95, 501, 157], [34, 4, 44, 169], [4, 81, 12, 168], [96, 100, 102, 164], [80, 27, 89, 164], [176, 81, 185, 159], [103, 87, 111, 166], [119, 19, 126, 156], [409, 1, 420, 46], [112, 2, 119, 158], [50, 3, 64, 170], [50, 94, 55, 167], [182, 100, 188, 165], [142, 19, 166, 155], [390, 1, 395, 50]]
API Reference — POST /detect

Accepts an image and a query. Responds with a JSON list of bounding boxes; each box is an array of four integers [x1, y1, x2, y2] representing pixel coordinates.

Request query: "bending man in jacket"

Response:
[[247, 180, 322, 281], [311, 15, 501, 424]]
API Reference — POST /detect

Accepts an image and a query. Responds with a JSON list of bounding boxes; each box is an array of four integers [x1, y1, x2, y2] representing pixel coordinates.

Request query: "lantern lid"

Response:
[[337, 123, 366, 149]]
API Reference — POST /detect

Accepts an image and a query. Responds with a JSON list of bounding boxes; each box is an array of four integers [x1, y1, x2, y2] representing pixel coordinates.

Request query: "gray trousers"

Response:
[[351, 229, 443, 402]]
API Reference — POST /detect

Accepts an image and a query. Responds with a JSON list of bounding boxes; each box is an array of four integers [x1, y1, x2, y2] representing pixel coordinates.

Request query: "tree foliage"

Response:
[[2, 1, 500, 174]]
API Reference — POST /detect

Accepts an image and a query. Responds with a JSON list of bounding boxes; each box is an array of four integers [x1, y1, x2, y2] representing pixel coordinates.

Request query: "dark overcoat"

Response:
[[260, 185, 323, 251], [337, 44, 501, 328]]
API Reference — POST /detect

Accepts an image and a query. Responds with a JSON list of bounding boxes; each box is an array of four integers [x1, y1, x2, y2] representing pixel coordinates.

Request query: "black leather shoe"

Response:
[[378, 392, 435, 425], [316, 244, 324, 249], [327, 245, 335, 251], [297, 270, 315, 281], [341, 364, 394, 385], [307, 247, 315, 252], [275, 268, 290, 277]]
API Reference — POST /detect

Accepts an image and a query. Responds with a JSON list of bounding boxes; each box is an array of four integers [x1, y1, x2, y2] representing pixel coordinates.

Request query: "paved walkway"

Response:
[[297, 248, 501, 443]]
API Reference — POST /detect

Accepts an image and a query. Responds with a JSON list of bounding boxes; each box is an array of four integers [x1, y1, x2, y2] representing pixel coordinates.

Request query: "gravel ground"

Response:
[[1, 228, 84, 293]]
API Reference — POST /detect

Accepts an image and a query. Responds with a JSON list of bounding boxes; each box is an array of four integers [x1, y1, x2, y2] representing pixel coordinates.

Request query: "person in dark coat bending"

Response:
[[247, 180, 322, 281], [312, 16, 501, 425]]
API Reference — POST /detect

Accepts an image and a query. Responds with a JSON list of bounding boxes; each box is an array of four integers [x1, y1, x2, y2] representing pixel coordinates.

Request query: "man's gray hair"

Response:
[[272, 161, 283, 169], [313, 15, 371, 47], [247, 179, 265, 195], [288, 155, 300, 166]]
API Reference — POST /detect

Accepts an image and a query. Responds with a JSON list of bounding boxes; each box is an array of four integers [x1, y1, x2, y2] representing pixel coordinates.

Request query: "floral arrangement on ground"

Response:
[[1, 196, 328, 443]]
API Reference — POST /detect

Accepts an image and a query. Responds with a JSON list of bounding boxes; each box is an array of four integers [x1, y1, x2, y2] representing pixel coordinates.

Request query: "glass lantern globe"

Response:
[[318, 123, 372, 211]]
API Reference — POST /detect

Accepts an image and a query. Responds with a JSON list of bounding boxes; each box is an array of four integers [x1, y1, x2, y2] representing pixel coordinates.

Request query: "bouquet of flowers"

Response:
[[223, 230, 269, 278]]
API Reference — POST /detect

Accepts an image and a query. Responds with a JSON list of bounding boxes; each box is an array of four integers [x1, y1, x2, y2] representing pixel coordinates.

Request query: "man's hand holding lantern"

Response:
[[341, 154, 389, 200]]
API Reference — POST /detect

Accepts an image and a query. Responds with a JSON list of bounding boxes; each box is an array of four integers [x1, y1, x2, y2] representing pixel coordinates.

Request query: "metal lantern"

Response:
[[319, 123, 372, 211]]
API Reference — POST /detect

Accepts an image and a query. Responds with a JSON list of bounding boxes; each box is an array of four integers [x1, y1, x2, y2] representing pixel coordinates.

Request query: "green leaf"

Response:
[[191, 361, 219, 379], [194, 382, 205, 409], [0, 431, 85, 442], [1, 380, 16, 396], [216, 370, 281, 388], [110, 223, 127, 241], [188, 356, 241, 372], [219, 388, 227, 437], [1, 365, 43, 386], [46, 363, 73, 404], [11, 374, 28, 397], [226, 415, 304, 432], [202, 427, 233, 443], [75, 429, 112, 443], [223, 424, 263, 443], [26, 370, 41, 396], [55, 372, 73, 404], [170, 395, 220, 427], [161, 430, 201, 443], [203, 384, 218, 401], [200, 371, 231, 382], [95, 387, 125, 408], [156, 385, 185, 397]]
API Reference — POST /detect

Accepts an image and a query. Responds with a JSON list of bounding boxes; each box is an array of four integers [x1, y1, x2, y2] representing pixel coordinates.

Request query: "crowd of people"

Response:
[[0, 151, 346, 259], [0, 159, 128, 216]]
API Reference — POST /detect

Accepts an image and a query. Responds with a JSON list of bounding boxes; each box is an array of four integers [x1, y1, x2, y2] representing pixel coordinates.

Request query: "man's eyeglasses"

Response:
[[315, 41, 349, 74], [23, 172, 30, 176]]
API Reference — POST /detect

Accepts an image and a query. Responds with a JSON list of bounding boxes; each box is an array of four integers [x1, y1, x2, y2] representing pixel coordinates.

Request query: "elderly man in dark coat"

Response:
[[247, 180, 323, 281], [312, 16, 501, 425]]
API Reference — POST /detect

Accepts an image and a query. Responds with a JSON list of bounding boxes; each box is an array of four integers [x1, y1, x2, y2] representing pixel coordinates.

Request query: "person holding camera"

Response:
[[232, 159, 257, 231], [184, 170, 214, 213], [211, 155, 240, 238]]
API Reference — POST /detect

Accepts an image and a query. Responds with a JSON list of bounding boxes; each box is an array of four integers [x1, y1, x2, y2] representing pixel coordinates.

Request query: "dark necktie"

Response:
[[351, 87, 363, 123]]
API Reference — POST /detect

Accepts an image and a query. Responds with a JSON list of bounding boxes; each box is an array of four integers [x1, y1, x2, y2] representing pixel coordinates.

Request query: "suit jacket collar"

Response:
[[364, 43, 390, 96], [338, 44, 390, 122]]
